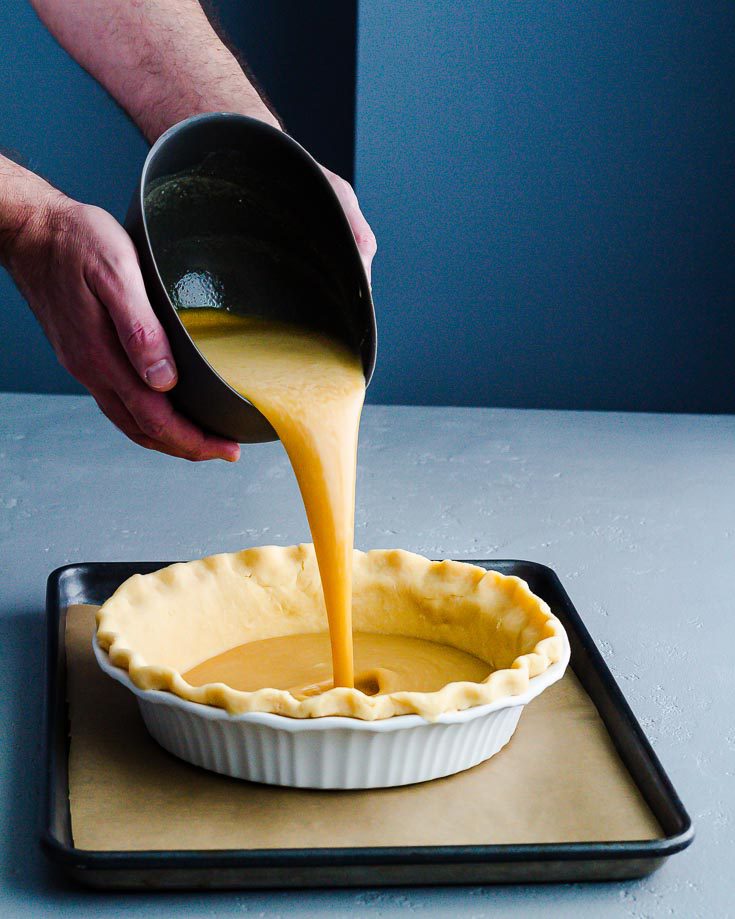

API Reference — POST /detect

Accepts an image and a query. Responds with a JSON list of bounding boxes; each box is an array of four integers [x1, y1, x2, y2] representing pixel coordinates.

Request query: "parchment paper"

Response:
[[66, 604, 661, 851]]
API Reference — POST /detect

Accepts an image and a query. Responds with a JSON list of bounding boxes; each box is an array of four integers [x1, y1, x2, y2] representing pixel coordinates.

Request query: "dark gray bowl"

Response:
[[125, 112, 376, 443]]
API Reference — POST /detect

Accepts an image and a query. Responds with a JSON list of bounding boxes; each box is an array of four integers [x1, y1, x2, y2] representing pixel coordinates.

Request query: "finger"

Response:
[[347, 206, 377, 284], [92, 388, 196, 460], [88, 304, 241, 462], [119, 375, 241, 463], [324, 173, 377, 283], [91, 239, 179, 392], [342, 207, 377, 283]]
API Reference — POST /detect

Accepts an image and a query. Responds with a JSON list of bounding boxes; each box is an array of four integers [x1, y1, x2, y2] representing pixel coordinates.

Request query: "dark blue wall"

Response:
[[214, 1, 356, 181], [356, 1, 735, 411], [0, 2, 148, 395]]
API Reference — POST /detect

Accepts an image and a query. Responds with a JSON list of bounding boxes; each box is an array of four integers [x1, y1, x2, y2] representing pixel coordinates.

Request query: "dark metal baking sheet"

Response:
[[42, 560, 693, 889]]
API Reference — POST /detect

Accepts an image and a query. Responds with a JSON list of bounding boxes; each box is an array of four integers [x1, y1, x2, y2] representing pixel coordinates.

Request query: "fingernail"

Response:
[[145, 359, 176, 390], [224, 445, 241, 463]]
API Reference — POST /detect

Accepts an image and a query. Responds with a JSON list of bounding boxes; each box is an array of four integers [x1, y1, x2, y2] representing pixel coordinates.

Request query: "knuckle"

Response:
[[326, 169, 356, 201], [181, 434, 210, 462], [102, 246, 130, 277], [356, 228, 377, 252], [178, 438, 206, 462], [101, 258, 137, 296], [79, 204, 120, 239], [125, 321, 162, 353], [128, 396, 170, 440], [335, 174, 351, 192], [138, 412, 169, 441], [89, 235, 138, 287]]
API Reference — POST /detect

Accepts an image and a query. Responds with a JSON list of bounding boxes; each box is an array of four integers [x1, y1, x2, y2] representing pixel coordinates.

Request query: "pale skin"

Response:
[[0, 0, 377, 462]]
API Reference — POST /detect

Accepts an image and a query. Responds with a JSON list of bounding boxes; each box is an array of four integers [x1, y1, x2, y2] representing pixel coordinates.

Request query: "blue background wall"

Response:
[[0, 1, 148, 396], [1, 1, 733, 412], [357, 1, 735, 412]]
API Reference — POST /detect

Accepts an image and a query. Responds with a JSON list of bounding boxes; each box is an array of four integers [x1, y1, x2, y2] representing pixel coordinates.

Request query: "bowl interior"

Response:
[[141, 115, 376, 382]]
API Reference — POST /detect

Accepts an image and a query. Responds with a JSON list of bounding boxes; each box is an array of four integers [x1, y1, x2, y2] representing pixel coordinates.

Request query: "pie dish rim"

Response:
[[94, 545, 569, 722], [93, 634, 571, 731]]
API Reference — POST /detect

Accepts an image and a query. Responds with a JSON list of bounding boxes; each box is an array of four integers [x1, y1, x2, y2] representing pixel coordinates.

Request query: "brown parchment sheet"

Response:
[[66, 604, 662, 851]]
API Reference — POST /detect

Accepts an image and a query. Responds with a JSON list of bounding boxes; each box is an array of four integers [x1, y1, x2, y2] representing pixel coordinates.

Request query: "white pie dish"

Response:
[[93, 547, 570, 788], [93, 634, 570, 789]]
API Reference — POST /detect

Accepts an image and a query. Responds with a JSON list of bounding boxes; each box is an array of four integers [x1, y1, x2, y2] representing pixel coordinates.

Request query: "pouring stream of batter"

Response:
[[179, 308, 364, 688]]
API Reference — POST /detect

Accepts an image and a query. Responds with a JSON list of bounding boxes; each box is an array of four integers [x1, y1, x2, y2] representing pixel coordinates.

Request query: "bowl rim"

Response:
[[92, 634, 570, 733], [140, 112, 377, 387]]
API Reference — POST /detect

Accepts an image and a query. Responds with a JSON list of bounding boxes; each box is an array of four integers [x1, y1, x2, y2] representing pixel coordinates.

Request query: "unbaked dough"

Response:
[[96, 544, 567, 721]]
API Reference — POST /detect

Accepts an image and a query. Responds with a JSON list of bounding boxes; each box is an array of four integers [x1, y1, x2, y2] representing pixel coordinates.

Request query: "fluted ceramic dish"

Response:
[[93, 546, 570, 789], [94, 639, 569, 788]]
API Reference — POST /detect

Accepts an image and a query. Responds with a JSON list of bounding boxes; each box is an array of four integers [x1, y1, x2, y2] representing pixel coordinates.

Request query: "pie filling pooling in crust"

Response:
[[96, 544, 567, 721], [183, 631, 492, 700]]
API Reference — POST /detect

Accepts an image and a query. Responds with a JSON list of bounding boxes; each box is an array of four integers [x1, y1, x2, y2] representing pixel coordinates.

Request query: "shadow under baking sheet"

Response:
[[42, 560, 693, 889]]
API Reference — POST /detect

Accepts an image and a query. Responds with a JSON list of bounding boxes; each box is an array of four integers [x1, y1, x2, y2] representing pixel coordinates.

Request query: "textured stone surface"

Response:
[[1, 392, 731, 917]]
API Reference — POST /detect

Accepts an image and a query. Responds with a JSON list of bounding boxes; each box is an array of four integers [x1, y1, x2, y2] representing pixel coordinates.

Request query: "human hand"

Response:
[[4, 192, 240, 462], [319, 166, 377, 284]]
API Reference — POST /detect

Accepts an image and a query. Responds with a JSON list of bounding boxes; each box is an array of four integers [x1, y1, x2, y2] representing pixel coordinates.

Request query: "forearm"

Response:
[[0, 154, 66, 267], [31, 0, 281, 143]]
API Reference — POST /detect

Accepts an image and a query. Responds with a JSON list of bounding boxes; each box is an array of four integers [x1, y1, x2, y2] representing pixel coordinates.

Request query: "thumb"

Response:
[[95, 251, 179, 393]]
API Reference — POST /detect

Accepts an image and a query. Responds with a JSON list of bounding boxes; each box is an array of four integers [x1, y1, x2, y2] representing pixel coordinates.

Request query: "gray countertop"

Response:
[[1, 392, 732, 917]]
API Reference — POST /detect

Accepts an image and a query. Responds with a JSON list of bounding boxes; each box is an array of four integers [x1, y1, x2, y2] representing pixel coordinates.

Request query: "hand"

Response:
[[319, 166, 377, 284], [5, 193, 240, 462]]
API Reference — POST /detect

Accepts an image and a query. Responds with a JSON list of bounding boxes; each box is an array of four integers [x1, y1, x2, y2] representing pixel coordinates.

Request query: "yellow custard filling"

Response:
[[183, 631, 492, 699]]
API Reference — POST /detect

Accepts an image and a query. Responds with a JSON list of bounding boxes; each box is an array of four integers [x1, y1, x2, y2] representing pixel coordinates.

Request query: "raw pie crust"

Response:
[[95, 545, 567, 721]]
